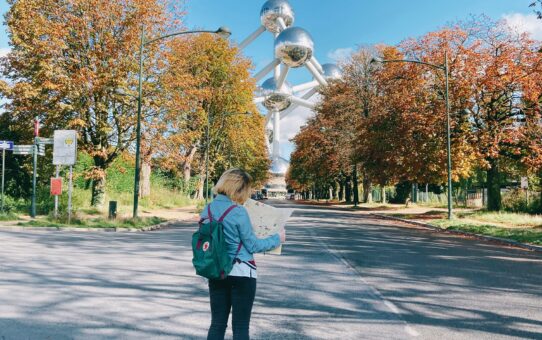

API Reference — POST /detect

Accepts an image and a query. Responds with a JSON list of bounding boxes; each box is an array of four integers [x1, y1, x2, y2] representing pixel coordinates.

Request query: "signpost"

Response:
[[51, 176, 62, 218], [0, 141, 14, 213], [53, 130, 77, 223], [12, 145, 33, 155]]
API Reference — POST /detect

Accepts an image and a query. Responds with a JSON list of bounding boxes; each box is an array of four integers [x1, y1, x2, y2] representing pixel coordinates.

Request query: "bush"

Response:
[[502, 189, 540, 214]]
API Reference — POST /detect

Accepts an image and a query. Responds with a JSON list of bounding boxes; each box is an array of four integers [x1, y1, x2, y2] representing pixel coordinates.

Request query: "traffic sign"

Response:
[[51, 177, 62, 196], [37, 137, 53, 145], [13, 145, 34, 155], [37, 144, 45, 156], [0, 141, 14, 151], [53, 130, 77, 165]]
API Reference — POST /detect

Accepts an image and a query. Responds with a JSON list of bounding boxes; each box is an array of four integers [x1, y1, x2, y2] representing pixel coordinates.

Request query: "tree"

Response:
[[0, 0, 176, 207], [457, 18, 542, 210], [159, 33, 269, 195]]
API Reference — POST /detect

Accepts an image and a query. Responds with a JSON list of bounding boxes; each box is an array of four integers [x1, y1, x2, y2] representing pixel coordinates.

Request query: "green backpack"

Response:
[[192, 204, 242, 280]]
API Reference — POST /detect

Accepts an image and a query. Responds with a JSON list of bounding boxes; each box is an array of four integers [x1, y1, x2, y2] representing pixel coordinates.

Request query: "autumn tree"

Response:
[[457, 18, 542, 210], [159, 33, 269, 196], [0, 0, 177, 207]]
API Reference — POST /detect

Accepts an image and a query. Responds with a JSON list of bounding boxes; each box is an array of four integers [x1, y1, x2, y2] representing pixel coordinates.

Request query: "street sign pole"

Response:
[[54, 165, 60, 218], [31, 138, 37, 218], [68, 165, 73, 224], [1, 148, 5, 213]]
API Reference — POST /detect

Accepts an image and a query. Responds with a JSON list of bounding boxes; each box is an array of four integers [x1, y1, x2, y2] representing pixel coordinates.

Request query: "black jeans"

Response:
[[207, 276, 257, 340]]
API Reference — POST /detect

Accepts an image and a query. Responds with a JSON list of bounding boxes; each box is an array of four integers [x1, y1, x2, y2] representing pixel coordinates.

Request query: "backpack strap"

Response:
[[218, 205, 237, 222], [207, 205, 213, 222]]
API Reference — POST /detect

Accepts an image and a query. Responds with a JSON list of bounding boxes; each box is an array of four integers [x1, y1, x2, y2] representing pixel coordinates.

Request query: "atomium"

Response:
[[275, 27, 314, 68], [260, 0, 295, 33], [261, 77, 293, 111], [238, 0, 342, 181]]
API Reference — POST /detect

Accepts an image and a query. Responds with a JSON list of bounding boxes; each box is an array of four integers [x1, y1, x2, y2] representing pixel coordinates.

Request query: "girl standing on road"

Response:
[[201, 168, 286, 340]]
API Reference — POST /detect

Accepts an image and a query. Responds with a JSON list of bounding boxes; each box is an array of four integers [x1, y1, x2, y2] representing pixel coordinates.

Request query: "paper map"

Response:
[[244, 199, 294, 255]]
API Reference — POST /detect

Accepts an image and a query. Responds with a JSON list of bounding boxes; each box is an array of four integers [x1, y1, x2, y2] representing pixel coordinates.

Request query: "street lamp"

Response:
[[133, 26, 231, 219], [370, 51, 453, 220], [205, 111, 252, 204]]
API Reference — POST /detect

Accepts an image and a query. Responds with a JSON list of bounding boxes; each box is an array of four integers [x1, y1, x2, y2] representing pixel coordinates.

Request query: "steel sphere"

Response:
[[321, 63, 343, 80], [261, 77, 293, 111], [260, 0, 295, 33], [275, 27, 314, 68]]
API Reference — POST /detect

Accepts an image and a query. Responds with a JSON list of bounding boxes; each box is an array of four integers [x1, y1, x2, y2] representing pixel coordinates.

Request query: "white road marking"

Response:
[[306, 219, 422, 338]]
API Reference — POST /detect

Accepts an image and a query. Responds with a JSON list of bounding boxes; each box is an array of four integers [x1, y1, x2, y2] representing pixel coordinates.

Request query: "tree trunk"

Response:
[[338, 181, 344, 201], [345, 176, 352, 203], [352, 164, 359, 205], [487, 159, 502, 211], [363, 176, 372, 203], [195, 175, 204, 200], [381, 186, 386, 204], [140, 161, 151, 198], [182, 146, 198, 183], [91, 175, 106, 208]]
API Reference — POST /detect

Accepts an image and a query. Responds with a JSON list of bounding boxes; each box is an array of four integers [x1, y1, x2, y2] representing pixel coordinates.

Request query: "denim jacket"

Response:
[[200, 194, 281, 262]]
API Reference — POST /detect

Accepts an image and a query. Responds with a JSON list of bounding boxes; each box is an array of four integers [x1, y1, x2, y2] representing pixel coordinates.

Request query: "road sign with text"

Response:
[[53, 130, 77, 165], [13, 145, 34, 155], [0, 141, 14, 151]]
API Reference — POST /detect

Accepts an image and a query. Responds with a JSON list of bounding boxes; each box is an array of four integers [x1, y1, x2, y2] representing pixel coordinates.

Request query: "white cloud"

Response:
[[0, 47, 10, 59], [327, 47, 354, 62], [503, 13, 542, 40]]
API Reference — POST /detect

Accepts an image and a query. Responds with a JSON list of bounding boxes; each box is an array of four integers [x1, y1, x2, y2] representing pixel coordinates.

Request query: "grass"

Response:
[[393, 210, 542, 245], [17, 216, 166, 229], [0, 211, 20, 221], [431, 221, 542, 245]]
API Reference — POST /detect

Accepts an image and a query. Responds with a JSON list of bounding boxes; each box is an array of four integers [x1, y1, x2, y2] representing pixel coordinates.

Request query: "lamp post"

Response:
[[133, 26, 231, 219], [371, 51, 453, 220], [205, 111, 251, 204]]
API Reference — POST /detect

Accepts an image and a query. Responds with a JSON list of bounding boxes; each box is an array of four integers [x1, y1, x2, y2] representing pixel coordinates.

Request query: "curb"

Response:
[[371, 213, 542, 254], [0, 218, 189, 233]]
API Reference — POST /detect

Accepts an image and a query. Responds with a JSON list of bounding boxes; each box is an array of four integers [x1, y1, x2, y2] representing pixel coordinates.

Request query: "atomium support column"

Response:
[[272, 109, 280, 159]]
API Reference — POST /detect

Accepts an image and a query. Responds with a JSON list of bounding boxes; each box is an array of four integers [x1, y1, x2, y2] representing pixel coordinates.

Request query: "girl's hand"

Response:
[[279, 229, 286, 243]]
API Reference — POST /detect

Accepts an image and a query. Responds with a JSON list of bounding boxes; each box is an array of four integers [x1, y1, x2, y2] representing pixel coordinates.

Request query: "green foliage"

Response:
[[436, 223, 542, 245], [18, 216, 166, 229], [0, 211, 20, 221], [502, 189, 541, 214]]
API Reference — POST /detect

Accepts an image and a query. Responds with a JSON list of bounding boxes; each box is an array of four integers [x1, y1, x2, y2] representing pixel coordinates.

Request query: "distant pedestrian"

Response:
[[201, 168, 285, 340]]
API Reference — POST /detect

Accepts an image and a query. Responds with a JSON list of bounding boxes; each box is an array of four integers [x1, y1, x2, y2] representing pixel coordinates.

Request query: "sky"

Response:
[[1, 0, 541, 159]]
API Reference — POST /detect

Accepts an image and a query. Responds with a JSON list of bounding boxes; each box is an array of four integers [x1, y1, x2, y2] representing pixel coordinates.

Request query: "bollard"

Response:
[[108, 201, 117, 220]]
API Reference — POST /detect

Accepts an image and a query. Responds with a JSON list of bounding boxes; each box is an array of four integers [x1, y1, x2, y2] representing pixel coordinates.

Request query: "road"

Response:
[[0, 200, 541, 339]]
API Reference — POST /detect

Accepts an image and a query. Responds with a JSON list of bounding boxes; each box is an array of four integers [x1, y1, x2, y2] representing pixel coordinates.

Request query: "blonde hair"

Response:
[[212, 168, 253, 204]]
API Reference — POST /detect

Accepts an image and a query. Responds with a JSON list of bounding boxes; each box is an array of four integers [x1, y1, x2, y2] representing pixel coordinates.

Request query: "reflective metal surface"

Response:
[[260, 0, 295, 33], [261, 77, 293, 111], [321, 63, 342, 80], [270, 156, 290, 175], [275, 27, 314, 68]]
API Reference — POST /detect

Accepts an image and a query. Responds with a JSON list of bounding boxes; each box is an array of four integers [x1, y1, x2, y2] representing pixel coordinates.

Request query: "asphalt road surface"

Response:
[[0, 200, 541, 339]]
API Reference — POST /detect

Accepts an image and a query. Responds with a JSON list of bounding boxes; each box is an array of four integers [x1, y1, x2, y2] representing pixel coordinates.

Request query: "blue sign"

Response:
[[0, 141, 14, 151]]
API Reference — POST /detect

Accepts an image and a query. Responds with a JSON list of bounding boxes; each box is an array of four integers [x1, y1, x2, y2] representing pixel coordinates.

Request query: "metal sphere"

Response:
[[275, 27, 314, 68], [261, 77, 293, 111], [260, 0, 295, 33], [321, 63, 343, 80]]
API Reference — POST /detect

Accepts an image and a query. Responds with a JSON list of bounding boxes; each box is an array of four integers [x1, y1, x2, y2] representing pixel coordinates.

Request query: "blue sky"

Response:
[[1, 1, 540, 158]]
